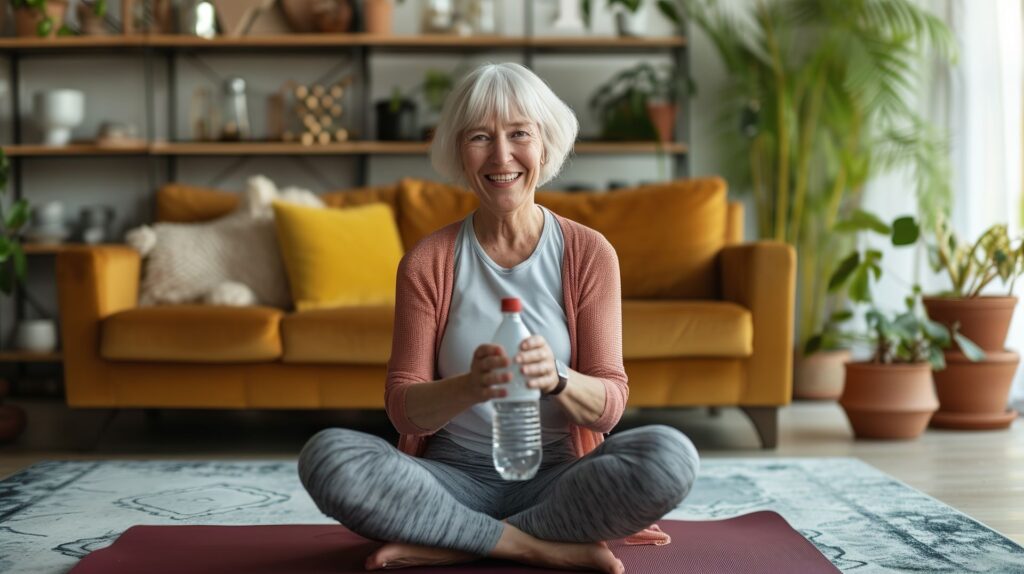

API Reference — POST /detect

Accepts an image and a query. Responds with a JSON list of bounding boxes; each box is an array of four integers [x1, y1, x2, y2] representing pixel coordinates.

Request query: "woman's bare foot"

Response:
[[364, 542, 479, 570], [492, 523, 624, 574]]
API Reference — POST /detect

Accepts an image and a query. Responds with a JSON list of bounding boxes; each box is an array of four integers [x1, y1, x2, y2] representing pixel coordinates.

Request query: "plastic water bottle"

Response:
[[490, 297, 542, 481]]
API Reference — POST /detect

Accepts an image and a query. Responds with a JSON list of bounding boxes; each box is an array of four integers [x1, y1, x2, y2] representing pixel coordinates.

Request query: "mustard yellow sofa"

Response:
[[56, 177, 795, 447]]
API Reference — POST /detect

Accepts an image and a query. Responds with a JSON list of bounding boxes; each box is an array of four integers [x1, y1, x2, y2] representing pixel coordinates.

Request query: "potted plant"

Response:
[[921, 218, 1024, 429], [75, 0, 109, 35], [363, 0, 403, 35], [812, 211, 985, 439], [588, 62, 692, 144], [0, 148, 31, 443], [11, 0, 74, 37], [667, 0, 956, 399], [375, 87, 417, 141], [420, 68, 454, 140]]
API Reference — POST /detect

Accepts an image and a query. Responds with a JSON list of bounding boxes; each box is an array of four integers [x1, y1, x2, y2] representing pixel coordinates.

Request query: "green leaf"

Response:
[[11, 243, 25, 283], [892, 312, 918, 339], [954, 332, 987, 362], [922, 319, 951, 346], [657, 0, 682, 25], [929, 346, 946, 370], [5, 199, 29, 231], [804, 334, 822, 356], [36, 16, 52, 37], [833, 210, 891, 235], [828, 252, 860, 292], [849, 265, 871, 303], [891, 216, 920, 245], [829, 310, 854, 322]]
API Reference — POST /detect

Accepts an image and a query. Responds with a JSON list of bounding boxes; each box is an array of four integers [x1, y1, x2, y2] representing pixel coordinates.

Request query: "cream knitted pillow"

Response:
[[126, 175, 324, 307]]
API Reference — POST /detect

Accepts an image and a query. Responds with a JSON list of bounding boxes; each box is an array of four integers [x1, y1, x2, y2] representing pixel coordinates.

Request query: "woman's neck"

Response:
[[472, 203, 544, 253]]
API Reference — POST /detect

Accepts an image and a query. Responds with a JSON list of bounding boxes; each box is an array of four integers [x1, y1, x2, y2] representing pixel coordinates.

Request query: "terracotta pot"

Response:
[[930, 350, 1020, 430], [0, 404, 27, 444], [76, 3, 107, 35], [646, 102, 677, 144], [839, 362, 938, 439], [363, 0, 393, 35], [922, 296, 1018, 352], [14, 0, 68, 38], [793, 349, 850, 400]]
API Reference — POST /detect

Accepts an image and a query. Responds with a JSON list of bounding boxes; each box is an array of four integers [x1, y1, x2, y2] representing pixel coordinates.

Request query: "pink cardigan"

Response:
[[385, 212, 670, 546]]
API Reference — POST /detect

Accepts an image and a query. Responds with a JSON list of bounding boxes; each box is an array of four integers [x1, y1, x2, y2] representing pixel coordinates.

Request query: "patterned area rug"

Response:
[[1, 458, 1021, 573]]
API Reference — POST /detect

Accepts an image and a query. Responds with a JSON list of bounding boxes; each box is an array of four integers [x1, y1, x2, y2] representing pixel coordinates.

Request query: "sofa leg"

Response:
[[740, 407, 778, 449]]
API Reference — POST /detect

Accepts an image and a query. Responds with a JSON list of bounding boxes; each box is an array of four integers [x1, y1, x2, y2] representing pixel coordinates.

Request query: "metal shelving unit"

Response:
[[0, 5, 690, 368]]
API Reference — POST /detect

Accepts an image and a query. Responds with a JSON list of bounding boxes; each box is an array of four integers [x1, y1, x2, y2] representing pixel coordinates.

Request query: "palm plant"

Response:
[[661, 0, 956, 354]]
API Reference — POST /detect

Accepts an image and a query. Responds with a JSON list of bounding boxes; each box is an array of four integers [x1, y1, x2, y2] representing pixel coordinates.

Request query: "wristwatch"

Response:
[[548, 359, 569, 396]]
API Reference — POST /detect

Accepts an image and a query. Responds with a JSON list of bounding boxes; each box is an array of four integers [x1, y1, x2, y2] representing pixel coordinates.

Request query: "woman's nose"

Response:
[[489, 136, 512, 164]]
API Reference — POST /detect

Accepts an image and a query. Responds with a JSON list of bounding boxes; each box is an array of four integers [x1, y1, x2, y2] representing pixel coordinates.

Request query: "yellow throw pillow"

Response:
[[272, 201, 404, 310], [537, 177, 728, 299]]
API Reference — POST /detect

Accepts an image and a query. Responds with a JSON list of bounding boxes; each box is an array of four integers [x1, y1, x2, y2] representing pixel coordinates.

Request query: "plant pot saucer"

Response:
[[929, 408, 1018, 430]]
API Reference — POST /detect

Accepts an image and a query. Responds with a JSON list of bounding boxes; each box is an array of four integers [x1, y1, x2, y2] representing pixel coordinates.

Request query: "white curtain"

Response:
[[947, 0, 1024, 409]]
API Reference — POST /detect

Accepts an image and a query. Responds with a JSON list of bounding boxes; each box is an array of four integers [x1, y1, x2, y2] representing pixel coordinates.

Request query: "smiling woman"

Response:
[[297, 62, 701, 574], [430, 62, 579, 189]]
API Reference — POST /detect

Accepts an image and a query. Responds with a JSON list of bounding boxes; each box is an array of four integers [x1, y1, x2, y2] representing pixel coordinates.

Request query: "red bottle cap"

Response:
[[501, 298, 522, 312]]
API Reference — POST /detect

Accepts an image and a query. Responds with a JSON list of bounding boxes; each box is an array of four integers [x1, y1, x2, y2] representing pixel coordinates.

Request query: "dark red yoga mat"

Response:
[[69, 511, 839, 573]]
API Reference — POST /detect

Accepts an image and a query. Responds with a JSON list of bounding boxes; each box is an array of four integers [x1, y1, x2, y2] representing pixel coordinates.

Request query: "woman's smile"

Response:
[[483, 172, 524, 188]]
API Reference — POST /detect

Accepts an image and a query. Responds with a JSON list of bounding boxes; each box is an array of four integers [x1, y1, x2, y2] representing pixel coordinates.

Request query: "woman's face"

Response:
[[460, 114, 544, 213]]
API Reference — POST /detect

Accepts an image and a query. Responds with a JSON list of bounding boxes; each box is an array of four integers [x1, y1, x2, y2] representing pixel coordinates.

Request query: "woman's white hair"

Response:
[[430, 62, 579, 188]]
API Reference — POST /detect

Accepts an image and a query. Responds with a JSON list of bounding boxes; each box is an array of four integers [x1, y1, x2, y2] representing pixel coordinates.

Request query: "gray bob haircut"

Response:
[[430, 63, 579, 188]]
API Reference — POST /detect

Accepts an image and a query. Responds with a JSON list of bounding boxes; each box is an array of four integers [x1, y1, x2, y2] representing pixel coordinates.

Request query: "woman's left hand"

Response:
[[515, 335, 559, 395]]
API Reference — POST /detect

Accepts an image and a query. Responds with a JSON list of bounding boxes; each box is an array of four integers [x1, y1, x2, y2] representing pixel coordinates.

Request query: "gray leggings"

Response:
[[298, 424, 699, 556]]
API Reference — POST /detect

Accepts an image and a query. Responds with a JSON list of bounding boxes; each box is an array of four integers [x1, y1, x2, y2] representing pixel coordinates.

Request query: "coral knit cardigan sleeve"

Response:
[[385, 213, 629, 458]]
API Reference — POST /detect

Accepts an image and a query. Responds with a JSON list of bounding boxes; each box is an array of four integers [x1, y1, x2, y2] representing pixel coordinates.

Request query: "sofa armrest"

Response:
[[56, 245, 141, 406], [720, 241, 796, 405]]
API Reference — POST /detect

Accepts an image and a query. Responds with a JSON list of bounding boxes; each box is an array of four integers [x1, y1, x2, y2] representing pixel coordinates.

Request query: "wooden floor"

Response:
[[2, 398, 1022, 544]]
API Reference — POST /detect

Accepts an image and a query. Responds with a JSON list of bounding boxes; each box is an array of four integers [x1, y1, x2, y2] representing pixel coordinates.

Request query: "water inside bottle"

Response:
[[492, 400, 542, 480]]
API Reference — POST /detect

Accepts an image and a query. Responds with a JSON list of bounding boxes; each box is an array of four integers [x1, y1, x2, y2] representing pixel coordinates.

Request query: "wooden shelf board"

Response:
[[0, 35, 146, 49], [151, 141, 687, 155], [0, 34, 684, 51], [0, 351, 62, 363], [575, 141, 688, 154], [3, 143, 150, 156], [149, 141, 430, 155], [5, 141, 686, 156], [22, 243, 71, 254]]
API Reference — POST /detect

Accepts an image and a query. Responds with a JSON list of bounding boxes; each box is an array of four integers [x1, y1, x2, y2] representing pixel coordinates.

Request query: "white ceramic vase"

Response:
[[33, 89, 85, 146], [14, 320, 58, 353]]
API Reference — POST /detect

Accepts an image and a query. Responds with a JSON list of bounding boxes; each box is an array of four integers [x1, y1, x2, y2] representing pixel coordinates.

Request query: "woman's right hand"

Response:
[[465, 344, 512, 404]]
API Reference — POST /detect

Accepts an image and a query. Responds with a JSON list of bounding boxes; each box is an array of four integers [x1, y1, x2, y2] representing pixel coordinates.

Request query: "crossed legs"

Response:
[[298, 425, 699, 572]]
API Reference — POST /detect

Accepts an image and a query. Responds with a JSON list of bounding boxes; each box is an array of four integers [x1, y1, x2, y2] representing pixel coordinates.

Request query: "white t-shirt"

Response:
[[436, 205, 572, 455]]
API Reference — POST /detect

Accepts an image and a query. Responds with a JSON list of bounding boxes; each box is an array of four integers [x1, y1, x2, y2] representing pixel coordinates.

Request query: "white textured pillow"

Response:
[[126, 175, 324, 307]]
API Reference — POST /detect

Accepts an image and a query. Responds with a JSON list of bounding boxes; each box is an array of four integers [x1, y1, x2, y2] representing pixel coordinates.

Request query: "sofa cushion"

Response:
[[102, 305, 283, 362], [157, 183, 240, 223], [622, 300, 752, 359], [281, 305, 394, 364], [537, 178, 728, 299], [321, 183, 400, 215], [156, 182, 402, 224], [272, 202, 404, 310], [396, 178, 478, 250]]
